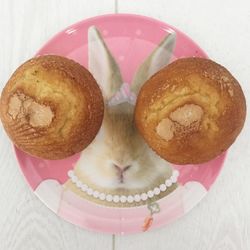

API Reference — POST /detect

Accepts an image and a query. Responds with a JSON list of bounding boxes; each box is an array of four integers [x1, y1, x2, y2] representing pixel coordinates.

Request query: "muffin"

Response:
[[135, 57, 246, 164], [0, 55, 104, 159]]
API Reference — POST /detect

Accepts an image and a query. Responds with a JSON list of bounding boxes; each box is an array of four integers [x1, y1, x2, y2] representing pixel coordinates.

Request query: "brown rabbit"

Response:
[[62, 26, 178, 207]]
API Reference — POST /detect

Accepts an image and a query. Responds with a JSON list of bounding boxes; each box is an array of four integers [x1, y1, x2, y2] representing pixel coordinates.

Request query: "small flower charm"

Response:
[[148, 202, 160, 214]]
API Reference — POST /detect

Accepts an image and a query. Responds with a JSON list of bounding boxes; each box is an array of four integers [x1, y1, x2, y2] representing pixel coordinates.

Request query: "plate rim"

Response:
[[13, 13, 227, 235]]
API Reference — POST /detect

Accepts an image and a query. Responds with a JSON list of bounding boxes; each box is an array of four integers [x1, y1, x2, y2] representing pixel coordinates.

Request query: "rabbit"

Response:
[[63, 26, 178, 207], [35, 26, 207, 216]]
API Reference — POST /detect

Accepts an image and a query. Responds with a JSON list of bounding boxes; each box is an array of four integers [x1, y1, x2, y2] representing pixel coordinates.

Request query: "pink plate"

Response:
[[14, 14, 226, 234]]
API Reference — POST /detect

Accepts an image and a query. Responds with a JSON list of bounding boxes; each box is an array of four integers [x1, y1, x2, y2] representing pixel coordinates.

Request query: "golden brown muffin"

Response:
[[0, 55, 104, 159], [135, 57, 246, 164]]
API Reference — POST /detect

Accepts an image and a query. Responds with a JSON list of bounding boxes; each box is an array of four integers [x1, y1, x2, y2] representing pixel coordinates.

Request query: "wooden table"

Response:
[[0, 0, 250, 249]]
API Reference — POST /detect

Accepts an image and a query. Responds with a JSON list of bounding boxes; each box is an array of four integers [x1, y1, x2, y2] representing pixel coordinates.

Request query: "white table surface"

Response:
[[0, 0, 250, 249]]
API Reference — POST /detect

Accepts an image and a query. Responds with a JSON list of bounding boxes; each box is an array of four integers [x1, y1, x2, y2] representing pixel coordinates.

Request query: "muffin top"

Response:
[[135, 57, 246, 164], [0, 55, 104, 159]]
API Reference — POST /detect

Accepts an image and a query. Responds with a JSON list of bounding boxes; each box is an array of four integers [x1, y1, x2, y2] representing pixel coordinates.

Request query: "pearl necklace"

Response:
[[68, 169, 179, 204]]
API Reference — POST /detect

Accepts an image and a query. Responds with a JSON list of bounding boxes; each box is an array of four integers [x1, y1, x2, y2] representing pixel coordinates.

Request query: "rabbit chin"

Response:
[[105, 175, 155, 190]]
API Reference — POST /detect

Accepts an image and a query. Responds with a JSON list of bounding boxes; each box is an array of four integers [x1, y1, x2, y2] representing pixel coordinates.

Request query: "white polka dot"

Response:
[[127, 195, 134, 203], [120, 196, 127, 203], [165, 179, 172, 187], [99, 193, 106, 201], [147, 190, 154, 198], [154, 187, 160, 195], [113, 195, 120, 203], [93, 190, 99, 198], [106, 194, 113, 202], [160, 184, 167, 192], [141, 193, 148, 201], [134, 194, 141, 202]]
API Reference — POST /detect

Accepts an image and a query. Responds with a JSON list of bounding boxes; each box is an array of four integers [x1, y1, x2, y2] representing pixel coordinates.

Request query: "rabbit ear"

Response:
[[88, 26, 123, 100], [131, 32, 176, 95]]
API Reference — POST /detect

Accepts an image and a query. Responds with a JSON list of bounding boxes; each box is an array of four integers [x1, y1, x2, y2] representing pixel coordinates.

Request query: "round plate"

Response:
[[15, 14, 226, 234]]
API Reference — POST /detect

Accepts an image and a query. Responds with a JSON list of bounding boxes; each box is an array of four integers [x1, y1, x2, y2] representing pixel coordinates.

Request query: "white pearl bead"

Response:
[[147, 190, 154, 198], [76, 180, 82, 188], [141, 193, 148, 201], [154, 187, 160, 195], [87, 188, 93, 196], [81, 184, 88, 192], [173, 170, 179, 178], [160, 184, 167, 192], [127, 195, 134, 203], [99, 193, 106, 201], [171, 175, 177, 183], [120, 196, 127, 203], [113, 195, 120, 203], [106, 194, 113, 202], [93, 190, 99, 198], [134, 194, 141, 202], [68, 170, 74, 178], [71, 176, 77, 183], [165, 179, 172, 187]]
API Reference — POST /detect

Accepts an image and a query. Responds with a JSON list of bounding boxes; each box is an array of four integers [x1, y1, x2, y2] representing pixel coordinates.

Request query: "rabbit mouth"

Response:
[[115, 175, 131, 187], [119, 176, 124, 184], [117, 175, 126, 185]]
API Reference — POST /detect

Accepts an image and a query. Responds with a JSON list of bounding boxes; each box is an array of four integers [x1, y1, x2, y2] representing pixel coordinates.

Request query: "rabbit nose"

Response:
[[113, 164, 131, 173]]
